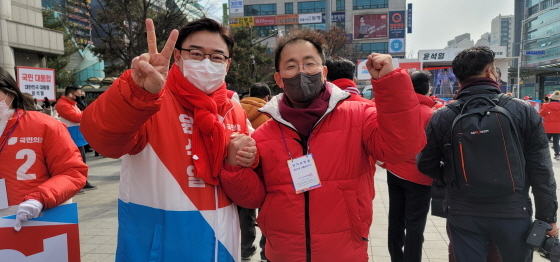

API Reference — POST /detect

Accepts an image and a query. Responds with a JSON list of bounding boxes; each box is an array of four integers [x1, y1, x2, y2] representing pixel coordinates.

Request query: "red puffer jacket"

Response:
[[384, 94, 435, 186], [540, 101, 560, 134], [221, 69, 426, 262]]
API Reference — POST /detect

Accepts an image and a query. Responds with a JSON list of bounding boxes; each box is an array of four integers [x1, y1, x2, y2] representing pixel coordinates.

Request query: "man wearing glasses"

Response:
[[81, 18, 255, 261], [220, 29, 427, 261]]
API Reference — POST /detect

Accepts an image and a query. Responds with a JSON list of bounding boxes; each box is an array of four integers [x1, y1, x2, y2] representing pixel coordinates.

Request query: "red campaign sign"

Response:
[[0, 204, 81, 262], [254, 16, 276, 26], [400, 62, 421, 73]]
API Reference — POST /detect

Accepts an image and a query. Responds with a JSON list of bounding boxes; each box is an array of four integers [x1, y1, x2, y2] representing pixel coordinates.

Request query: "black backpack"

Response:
[[446, 94, 525, 197]]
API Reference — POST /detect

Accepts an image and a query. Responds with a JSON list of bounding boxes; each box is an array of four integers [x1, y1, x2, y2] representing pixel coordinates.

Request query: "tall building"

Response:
[[227, 0, 408, 89], [476, 32, 491, 47], [445, 33, 474, 49], [0, 0, 64, 77], [513, 0, 560, 99], [490, 14, 513, 56]]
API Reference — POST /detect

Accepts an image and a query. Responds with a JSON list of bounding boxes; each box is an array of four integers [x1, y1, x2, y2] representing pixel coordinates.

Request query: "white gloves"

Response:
[[14, 199, 43, 231]]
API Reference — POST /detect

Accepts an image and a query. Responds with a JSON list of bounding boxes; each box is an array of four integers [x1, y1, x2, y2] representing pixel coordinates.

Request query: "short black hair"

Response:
[[249, 82, 271, 99], [325, 57, 355, 81], [410, 71, 431, 95], [274, 28, 326, 72], [64, 85, 81, 96], [452, 46, 495, 83], [0, 66, 34, 110], [175, 18, 234, 58]]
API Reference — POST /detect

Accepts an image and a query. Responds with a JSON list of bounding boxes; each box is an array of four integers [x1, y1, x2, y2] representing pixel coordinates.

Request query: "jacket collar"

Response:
[[60, 95, 77, 105], [259, 82, 350, 130], [455, 85, 501, 100]]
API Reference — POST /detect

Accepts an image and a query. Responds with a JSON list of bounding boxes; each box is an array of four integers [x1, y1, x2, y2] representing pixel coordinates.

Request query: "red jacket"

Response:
[[331, 78, 376, 107], [55, 96, 82, 124], [540, 101, 560, 134], [220, 69, 426, 262], [385, 94, 435, 186], [0, 110, 87, 208]]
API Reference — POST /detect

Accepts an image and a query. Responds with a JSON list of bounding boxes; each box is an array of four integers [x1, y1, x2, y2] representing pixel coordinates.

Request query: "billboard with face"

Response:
[[354, 14, 388, 39]]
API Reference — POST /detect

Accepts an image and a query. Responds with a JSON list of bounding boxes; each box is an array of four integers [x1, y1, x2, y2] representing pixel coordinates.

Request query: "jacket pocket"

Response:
[[148, 224, 163, 262], [343, 190, 363, 248]]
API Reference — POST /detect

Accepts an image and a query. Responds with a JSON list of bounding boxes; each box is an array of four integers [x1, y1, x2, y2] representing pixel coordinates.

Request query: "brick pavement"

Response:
[[77, 149, 558, 262]]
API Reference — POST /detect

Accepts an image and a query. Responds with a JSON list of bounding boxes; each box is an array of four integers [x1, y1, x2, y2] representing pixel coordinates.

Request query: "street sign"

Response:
[[525, 50, 546, 55]]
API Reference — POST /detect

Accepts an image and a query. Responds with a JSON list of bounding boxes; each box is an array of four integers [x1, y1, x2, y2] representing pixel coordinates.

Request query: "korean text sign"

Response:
[[17, 67, 56, 102]]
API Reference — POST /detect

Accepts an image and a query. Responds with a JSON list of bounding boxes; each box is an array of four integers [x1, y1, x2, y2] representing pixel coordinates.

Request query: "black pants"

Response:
[[238, 206, 257, 258], [387, 171, 431, 262], [552, 134, 560, 156], [448, 215, 532, 262], [78, 146, 86, 163]]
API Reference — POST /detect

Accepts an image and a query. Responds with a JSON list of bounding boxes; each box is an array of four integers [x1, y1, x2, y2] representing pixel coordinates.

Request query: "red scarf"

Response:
[[166, 64, 228, 185], [279, 84, 332, 137]]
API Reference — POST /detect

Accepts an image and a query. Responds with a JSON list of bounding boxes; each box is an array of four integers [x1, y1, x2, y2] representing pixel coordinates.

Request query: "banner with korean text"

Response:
[[17, 67, 56, 101]]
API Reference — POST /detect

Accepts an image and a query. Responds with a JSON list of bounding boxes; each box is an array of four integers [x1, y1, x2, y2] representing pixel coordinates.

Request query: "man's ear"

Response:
[[274, 72, 284, 89], [353, 77, 358, 84], [173, 49, 182, 67]]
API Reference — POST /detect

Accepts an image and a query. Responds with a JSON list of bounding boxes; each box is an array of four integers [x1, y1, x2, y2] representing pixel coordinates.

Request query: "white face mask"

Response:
[[182, 59, 227, 95], [0, 96, 14, 135]]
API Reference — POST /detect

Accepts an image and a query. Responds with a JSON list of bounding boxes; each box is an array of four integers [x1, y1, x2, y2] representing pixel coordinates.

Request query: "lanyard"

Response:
[[277, 122, 312, 160], [0, 111, 21, 154]]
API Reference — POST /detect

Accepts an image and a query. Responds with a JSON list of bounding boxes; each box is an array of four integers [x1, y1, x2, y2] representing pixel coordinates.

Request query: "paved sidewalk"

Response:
[[77, 149, 559, 262]]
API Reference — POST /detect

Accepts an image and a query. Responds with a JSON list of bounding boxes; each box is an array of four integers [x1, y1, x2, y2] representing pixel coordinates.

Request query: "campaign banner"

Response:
[[17, 67, 56, 102], [299, 13, 323, 24], [276, 14, 298, 25], [0, 203, 80, 262], [399, 62, 421, 73], [407, 3, 412, 33], [354, 14, 387, 39], [389, 38, 405, 53], [230, 0, 243, 14], [357, 59, 370, 80], [389, 11, 405, 38], [254, 16, 276, 26]]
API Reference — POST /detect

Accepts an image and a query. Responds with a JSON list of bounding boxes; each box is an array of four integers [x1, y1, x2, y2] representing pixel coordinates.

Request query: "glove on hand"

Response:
[[14, 199, 43, 232]]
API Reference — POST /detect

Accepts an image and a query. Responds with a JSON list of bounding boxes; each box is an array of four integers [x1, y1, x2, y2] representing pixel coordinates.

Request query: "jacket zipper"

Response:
[[298, 136, 312, 262], [458, 133, 468, 184]]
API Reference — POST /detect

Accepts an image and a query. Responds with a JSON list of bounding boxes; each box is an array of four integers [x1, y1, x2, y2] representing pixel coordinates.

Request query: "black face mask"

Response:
[[74, 95, 82, 102], [282, 72, 324, 104]]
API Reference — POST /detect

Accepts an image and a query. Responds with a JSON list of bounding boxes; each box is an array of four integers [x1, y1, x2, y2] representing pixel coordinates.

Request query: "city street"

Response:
[[76, 150, 556, 262]]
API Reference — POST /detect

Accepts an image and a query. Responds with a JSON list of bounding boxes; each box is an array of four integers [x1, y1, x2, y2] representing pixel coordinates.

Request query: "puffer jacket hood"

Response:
[[241, 97, 270, 129]]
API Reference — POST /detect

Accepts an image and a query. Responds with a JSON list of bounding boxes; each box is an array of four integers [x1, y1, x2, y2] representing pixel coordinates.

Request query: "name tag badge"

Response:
[[0, 179, 8, 209], [287, 154, 322, 194]]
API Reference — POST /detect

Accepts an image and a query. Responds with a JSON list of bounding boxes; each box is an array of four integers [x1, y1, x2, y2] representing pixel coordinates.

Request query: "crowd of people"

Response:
[[1, 17, 559, 262]]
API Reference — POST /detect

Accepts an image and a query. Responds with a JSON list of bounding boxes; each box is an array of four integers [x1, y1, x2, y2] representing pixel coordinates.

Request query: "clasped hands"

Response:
[[226, 133, 257, 167]]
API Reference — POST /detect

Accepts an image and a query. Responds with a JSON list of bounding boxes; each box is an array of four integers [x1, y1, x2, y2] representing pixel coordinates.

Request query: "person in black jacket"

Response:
[[417, 46, 558, 262]]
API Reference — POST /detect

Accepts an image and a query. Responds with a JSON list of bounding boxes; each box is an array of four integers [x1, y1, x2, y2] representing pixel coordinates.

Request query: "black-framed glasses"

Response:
[[178, 48, 230, 64]]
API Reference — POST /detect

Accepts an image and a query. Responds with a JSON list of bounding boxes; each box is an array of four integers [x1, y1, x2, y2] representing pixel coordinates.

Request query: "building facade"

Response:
[[228, 0, 407, 90], [445, 33, 474, 49], [490, 14, 513, 57], [0, 0, 64, 77], [513, 0, 560, 99]]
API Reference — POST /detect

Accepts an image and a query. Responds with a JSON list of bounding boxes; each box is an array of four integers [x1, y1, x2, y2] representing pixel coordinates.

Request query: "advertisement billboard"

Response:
[[389, 11, 405, 38], [357, 59, 370, 80], [254, 16, 276, 26], [389, 38, 404, 53], [276, 14, 298, 25], [229, 16, 254, 27], [299, 13, 323, 24], [425, 67, 459, 99], [17, 67, 56, 101], [407, 3, 412, 33], [353, 14, 387, 39], [230, 0, 243, 14]]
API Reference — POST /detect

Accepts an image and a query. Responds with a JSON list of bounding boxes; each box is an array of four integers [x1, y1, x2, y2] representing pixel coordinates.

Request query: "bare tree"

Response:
[[81, 0, 205, 75], [319, 26, 357, 61]]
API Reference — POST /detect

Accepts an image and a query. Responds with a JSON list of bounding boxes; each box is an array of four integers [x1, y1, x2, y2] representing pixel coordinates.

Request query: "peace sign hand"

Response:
[[131, 19, 179, 94]]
